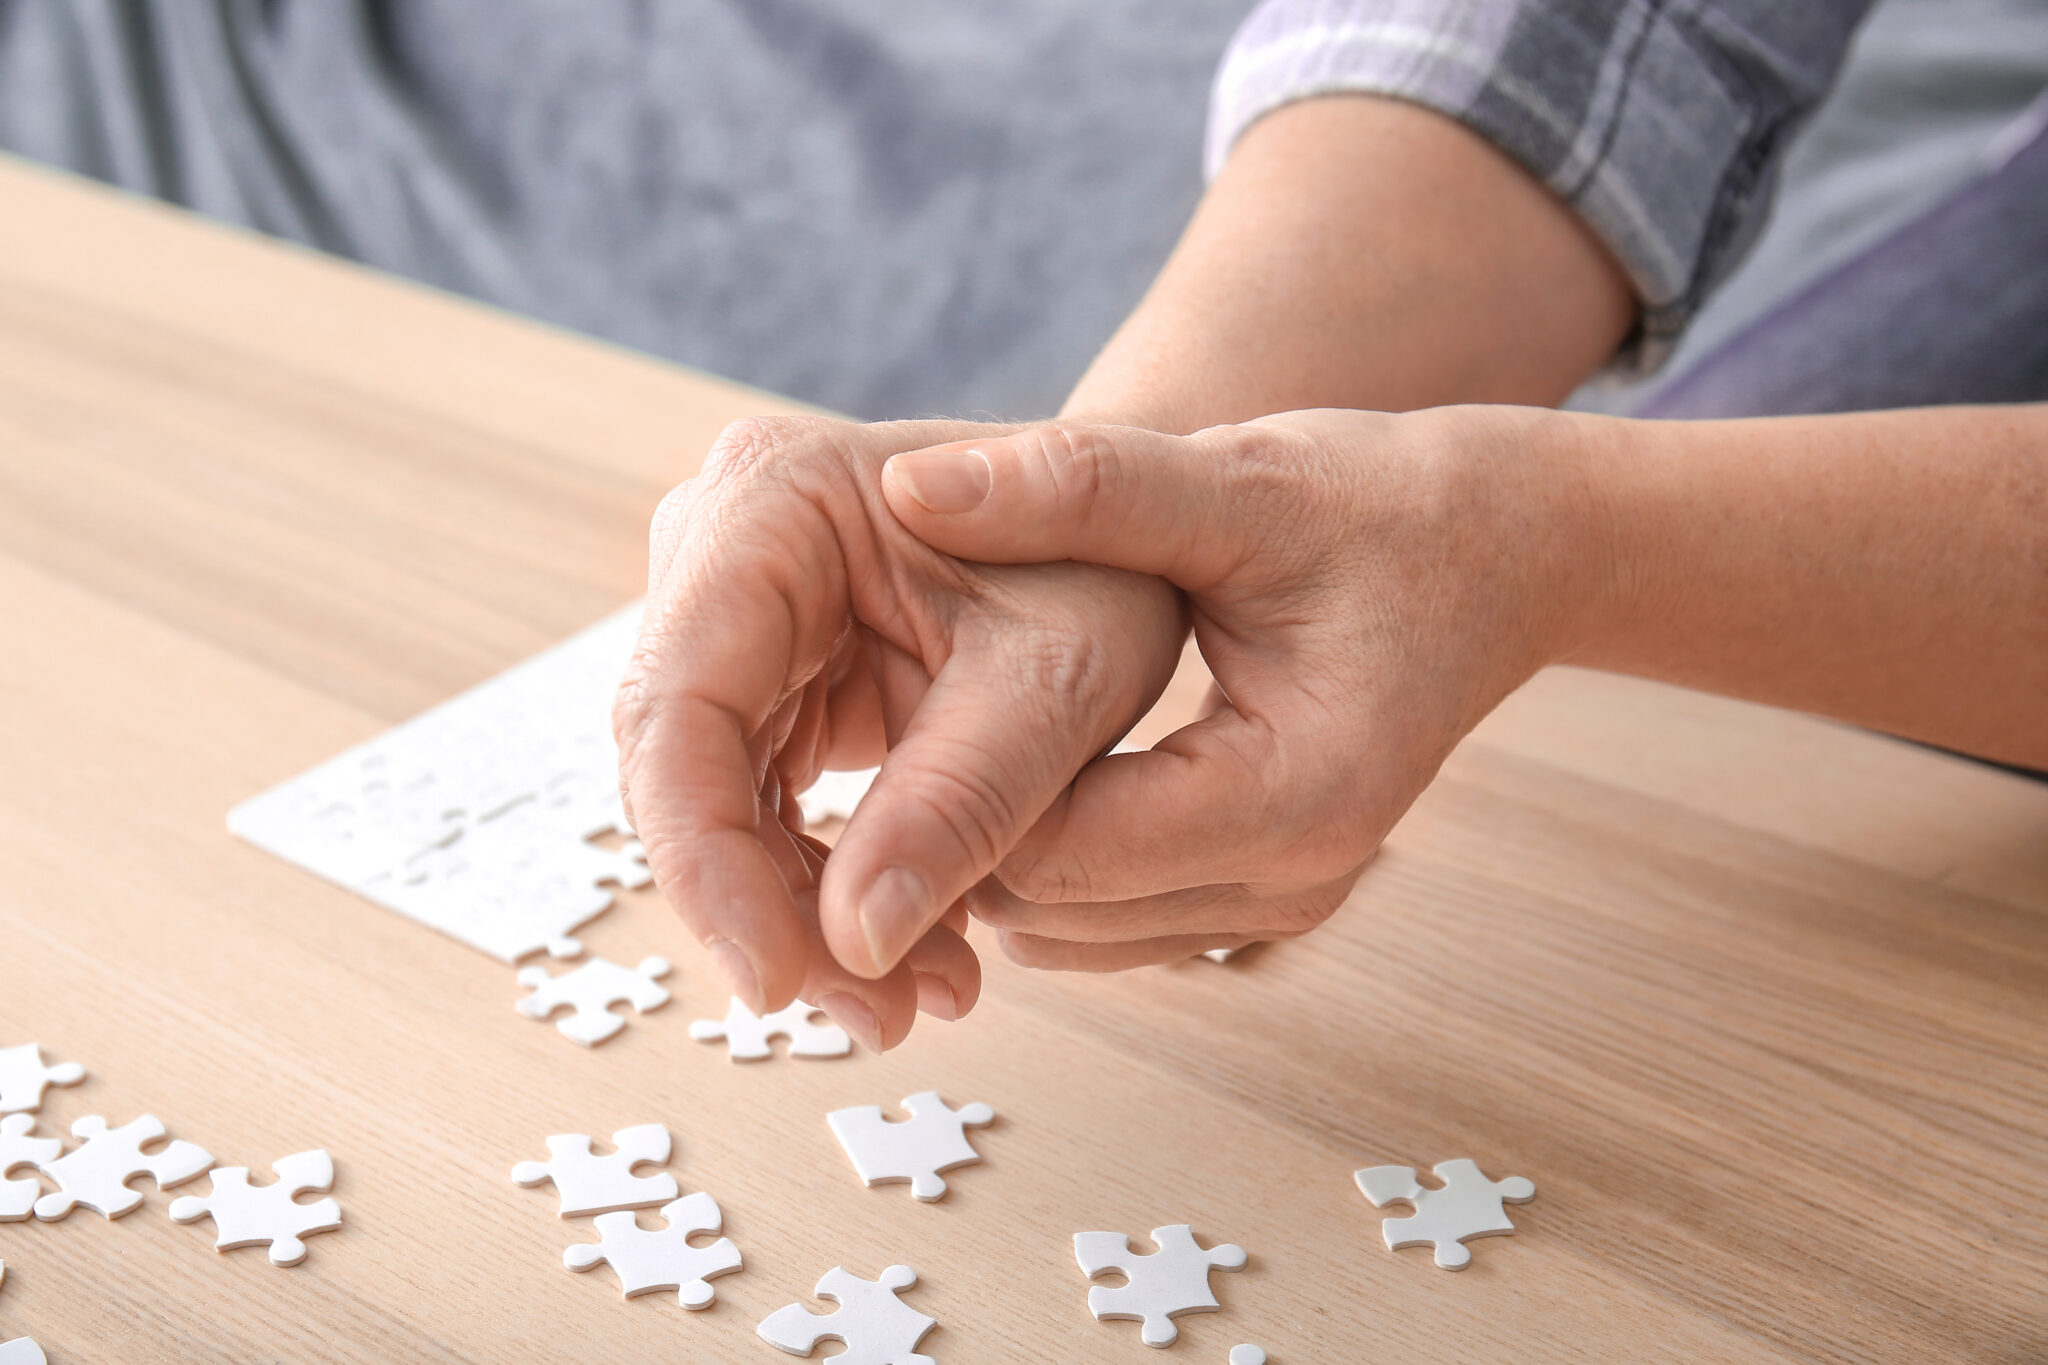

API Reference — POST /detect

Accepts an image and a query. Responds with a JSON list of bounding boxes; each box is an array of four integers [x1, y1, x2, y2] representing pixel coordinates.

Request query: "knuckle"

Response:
[[1018, 612, 1123, 719], [1258, 881, 1355, 936], [610, 650, 665, 767], [701, 414, 833, 482], [996, 929, 1064, 970], [892, 758, 1022, 877], [994, 846, 1092, 905], [1034, 424, 1115, 519]]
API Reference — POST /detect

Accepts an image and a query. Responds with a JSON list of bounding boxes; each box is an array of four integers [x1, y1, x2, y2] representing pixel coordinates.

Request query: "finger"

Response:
[[757, 819, 934, 1052], [881, 423, 1259, 589], [966, 872, 1357, 943], [615, 422, 856, 1014], [995, 927, 1259, 972], [992, 703, 1337, 902], [902, 919, 982, 1023], [802, 916, 979, 1047], [818, 570, 1181, 978]]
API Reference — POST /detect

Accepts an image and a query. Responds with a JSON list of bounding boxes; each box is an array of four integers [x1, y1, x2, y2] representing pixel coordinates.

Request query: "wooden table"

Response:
[[1, 152, 2043, 1363]]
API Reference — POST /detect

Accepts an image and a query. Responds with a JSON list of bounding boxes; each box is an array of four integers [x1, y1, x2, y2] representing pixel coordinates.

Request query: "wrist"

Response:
[[1515, 407, 1646, 673]]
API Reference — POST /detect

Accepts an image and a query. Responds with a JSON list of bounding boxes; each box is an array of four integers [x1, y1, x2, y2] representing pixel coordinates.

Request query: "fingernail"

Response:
[[889, 450, 990, 514], [858, 866, 934, 973], [706, 938, 763, 1013], [914, 972, 960, 1022], [818, 992, 883, 1052]]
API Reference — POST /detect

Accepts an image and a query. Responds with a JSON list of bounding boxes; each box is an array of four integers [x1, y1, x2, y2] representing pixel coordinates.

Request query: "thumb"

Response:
[[881, 423, 1257, 588], [818, 575, 1181, 976]]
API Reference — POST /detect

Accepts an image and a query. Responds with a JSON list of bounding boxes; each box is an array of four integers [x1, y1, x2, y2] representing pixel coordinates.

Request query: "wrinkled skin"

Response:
[[881, 407, 1605, 971], [614, 416, 1186, 1051], [619, 406, 1608, 1051]]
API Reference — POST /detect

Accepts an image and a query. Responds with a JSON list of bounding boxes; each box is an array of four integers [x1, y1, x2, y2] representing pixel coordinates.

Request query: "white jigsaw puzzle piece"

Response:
[[563, 1191, 742, 1308], [1075, 1224, 1247, 1347], [228, 604, 654, 963], [511, 1124, 677, 1217], [0, 1338, 43, 1365], [516, 955, 672, 1045], [0, 1116, 62, 1222], [827, 1092, 995, 1202], [1354, 1159, 1536, 1270], [1228, 1348, 1266, 1365], [0, 1044, 84, 1115], [33, 1115, 212, 1221], [794, 767, 879, 827], [689, 998, 850, 1061], [758, 1264, 935, 1364], [169, 1149, 343, 1267]]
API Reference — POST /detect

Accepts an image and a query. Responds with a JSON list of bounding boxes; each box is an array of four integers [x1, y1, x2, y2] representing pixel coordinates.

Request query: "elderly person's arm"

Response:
[[615, 0, 1882, 1047], [1066, 0, 1875, 431], [880, 403, 2048, 965]]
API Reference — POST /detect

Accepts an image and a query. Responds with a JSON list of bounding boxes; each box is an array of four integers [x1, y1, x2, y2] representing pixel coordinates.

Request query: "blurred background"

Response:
[[0, 0, 1250, 421], [1, 0, 2043, 423]]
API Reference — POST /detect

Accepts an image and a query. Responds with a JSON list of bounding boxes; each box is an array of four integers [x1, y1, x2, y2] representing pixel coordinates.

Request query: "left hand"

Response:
[[614, 415, 1186, 1050]]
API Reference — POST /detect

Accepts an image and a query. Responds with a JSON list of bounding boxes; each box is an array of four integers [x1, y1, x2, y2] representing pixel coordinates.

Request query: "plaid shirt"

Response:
[[1206, 0, 1878, 368]]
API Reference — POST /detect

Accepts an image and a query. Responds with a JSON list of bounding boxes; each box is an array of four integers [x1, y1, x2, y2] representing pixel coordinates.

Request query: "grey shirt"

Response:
[[0, 0, 1253, 420], [3, 0, 2044, 418]]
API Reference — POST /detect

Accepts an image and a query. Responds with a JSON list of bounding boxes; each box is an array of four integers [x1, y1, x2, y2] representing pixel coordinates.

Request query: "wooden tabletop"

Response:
[[1, 152, 2043, 1363]]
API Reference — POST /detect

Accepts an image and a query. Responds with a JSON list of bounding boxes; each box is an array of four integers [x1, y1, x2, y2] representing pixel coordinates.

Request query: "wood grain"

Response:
[[0, 153, 2043, 1363]]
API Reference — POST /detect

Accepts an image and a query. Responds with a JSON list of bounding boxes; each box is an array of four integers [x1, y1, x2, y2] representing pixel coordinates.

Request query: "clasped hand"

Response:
[[616, 407, 1607, 1049]]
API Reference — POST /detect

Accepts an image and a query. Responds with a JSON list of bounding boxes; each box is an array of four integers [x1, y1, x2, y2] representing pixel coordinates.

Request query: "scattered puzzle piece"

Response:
[[512, 1125, 677, 1217], [0, 1116, 61, 1222], [828, 1092, 995, 1202], [169, 1149, 343, 1267], [516, 955, 672, 1046], [690, 999, 850, 1061], [1229, 1347, 1266, 1365], [0, 1337, 42, 1365], [1353, 1159, 1535, 1270], [0, 1045, 84, 1115], [563, 1191, 742, 1308], [759, 1264, 935, 1364], [1075, 1224, 1246, 1347], [33, 1115, 212, 1221]]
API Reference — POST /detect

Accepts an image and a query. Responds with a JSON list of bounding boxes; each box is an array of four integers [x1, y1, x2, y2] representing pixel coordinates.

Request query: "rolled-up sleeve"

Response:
[[1206, 0, 1877, 368]]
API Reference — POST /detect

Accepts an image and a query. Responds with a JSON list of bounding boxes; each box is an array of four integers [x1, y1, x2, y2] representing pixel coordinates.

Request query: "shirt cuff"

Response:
[[1205, 0, 1868, 371]]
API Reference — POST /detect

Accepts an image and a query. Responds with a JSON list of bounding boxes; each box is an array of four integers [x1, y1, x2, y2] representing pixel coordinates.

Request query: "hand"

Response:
[[613, 416, 1185, 1050], [880, 407, 1612, 966]]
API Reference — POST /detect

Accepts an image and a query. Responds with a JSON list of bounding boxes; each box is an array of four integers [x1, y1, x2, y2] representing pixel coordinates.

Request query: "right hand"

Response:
[[881, 408, 1613, 968], [613, 415, 1186, 1051]]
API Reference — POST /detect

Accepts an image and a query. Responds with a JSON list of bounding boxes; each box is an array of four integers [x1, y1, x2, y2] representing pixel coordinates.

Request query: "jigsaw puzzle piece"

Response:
[[758, 1264, 935, 1364], [0, 1337, 44, 1365], [0, 1044, 84, 1115], [1354, 1159, 1536, 1270], [689, 998, 850, 1061], [794, 766, 879, 827], [516, 955, 672, 1045], [1075, 1224, 1246, 1347], [827, 1092, 995, 1202], [33, 1115, 212, 1221], [0, 1116, 62, 1221], [563, 1191, 742, 1308], [169, 1149, 343, 1266], [512, 1125, 677, 1217]]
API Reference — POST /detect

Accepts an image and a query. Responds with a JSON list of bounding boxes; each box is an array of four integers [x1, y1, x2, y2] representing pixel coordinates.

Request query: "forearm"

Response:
[[1564, 404, 2048, 766], [1063, 97, 1636, 432]]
